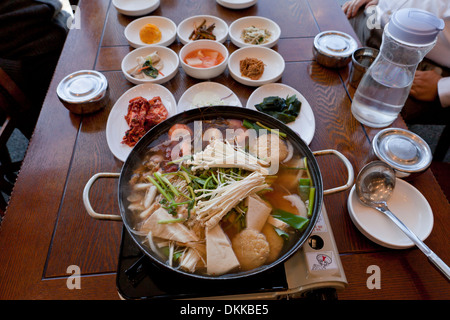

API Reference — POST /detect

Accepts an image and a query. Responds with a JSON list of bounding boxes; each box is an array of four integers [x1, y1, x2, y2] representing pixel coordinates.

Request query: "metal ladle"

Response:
[[355, 161, 450, 281]]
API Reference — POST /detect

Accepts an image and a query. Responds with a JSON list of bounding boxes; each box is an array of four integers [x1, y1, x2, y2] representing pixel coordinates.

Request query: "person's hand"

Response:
[[410, 70, 442, 102], [342, 0, 379, 19]]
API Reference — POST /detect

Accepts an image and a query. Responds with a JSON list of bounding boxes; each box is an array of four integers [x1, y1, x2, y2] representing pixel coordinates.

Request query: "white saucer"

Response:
[[113, 0, 160, 16], [177, 82, 242, 112], [246, 83, 315, 145], [216, 0, 257, 9], [347, 178, 434, 249]]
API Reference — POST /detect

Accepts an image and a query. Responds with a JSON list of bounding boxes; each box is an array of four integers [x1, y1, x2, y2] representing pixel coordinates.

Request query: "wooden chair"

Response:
[[0, 67, 34, 216]]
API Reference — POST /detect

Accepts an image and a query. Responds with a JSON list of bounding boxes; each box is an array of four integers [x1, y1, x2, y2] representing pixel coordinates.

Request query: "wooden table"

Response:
[[0, 0, 449, 300]]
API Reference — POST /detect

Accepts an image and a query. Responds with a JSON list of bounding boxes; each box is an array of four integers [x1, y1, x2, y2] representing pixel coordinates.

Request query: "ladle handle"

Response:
[[376, 205, 450, 281]]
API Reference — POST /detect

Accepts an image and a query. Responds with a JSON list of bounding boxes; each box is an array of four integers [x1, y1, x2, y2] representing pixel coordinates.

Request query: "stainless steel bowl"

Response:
[[57, 70, 109, 115], [372, 128, 432, 180], [313, 31, 358, 68]]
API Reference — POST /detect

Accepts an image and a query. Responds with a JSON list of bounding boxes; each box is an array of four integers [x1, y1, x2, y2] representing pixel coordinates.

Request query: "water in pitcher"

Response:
[[351, 61, 413, 128], [350, 8, 444, 128]]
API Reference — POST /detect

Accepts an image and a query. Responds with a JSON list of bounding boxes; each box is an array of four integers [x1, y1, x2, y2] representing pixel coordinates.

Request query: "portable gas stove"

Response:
[[116, 206, 347, 300]]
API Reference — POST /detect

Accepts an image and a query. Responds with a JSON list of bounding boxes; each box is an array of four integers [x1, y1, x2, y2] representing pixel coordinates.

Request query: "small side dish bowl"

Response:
[[113, 0, 160, 16], [177, 15, 228, 45], [229, 16, 280, 48], [179, 40, 229, 80], [124, 16, 177, 48], [216, 0, 258, 10], [121, 45, 180, 85], [228, 46, 285, 87]]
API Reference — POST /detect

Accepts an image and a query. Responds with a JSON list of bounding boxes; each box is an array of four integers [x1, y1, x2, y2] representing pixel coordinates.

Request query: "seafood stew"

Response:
[[118, 106, 323, 279]]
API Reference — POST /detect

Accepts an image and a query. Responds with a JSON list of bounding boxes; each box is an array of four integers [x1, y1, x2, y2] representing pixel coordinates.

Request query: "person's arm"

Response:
[[410, 70, 450, 107], [342, 0, 379, 18], [437, 77, 450, 107]]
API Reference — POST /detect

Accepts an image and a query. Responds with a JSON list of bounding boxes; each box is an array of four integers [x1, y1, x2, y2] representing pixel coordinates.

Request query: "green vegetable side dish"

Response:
[[254, 95, 302, 124], [141, 60, 159, 78]]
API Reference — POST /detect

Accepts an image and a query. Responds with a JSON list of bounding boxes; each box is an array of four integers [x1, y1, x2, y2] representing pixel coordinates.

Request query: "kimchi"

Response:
[[122, 96, 168, 147]]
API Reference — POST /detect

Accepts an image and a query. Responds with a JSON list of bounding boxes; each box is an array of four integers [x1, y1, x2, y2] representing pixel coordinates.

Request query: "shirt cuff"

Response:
[[437, 77, 450, 108]]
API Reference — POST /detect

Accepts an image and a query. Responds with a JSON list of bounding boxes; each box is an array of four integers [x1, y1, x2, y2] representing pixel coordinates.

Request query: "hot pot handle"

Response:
[[312, 149, 354, 195], [83, 172, 122, 221]]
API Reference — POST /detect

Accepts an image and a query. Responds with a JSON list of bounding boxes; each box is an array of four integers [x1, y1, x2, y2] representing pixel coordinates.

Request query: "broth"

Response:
[[184, 49, 225, 68]]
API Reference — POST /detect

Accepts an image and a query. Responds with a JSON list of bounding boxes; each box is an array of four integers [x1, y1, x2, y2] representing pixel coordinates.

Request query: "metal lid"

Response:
[[57, 70, 108, 104], [314, 31, 358, 58], [372, 128, 432, 173]]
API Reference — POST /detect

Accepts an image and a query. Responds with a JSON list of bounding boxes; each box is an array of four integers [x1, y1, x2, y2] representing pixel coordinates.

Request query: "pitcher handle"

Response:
[[313, 149, 354, 195], [83, 172, 122, 221]]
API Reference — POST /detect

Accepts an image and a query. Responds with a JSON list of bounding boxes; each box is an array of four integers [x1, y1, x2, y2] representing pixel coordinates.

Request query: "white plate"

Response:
[[347, 179, 434, 249], [216, 0, 257, 10], [246, 83, 315, 145], [121, 45, 179, 85], [106, 84, 177, 162], [229, 16, 281, 48], [177, 15, 228, 45], [113, 0, 160, 16], [124, 16, 177, 48], [178, 82, 243, 112], [228, 46, 285, 87]]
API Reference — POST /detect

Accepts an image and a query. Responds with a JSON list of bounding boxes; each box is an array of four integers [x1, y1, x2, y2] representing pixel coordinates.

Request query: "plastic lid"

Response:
[[57, 70, 108, 104], [313, 31, 358, 57], [387, 8, 445, 45], [372, 128, 432, 173]]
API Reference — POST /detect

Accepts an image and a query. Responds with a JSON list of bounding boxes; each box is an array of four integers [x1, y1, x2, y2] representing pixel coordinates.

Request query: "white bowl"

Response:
[[178, 82, 243, 112], [179, 40, 229, 80], [121, 46, 179, 85], [229, 16, 280, 48], [113, 0, 160, 16], [216, 0, 258, 10], [124, 16, 177, 48], [228, 46, 285, 86], [177, 15, 228, 45]]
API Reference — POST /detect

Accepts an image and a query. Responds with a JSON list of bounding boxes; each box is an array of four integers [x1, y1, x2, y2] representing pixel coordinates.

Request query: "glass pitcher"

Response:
[[351, 8, 445, 128]]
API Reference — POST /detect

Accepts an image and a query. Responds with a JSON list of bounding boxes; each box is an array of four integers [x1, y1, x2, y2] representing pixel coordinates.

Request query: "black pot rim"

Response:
[[117, 106, 323, 280]]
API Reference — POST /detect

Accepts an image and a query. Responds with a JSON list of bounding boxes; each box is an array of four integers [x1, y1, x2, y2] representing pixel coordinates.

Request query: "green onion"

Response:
[[242, 119, 254, 129], [155, 172, 180, 197], [274, 227, 289, 240], [147, 176, 172, 202], [255, 121, 287, 138], [272, 209, 309, 231], [308, 187, 315, 218]]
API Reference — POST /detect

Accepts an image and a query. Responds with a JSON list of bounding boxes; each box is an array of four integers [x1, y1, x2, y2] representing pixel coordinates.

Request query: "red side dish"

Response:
[[122, 96, 168, 147], [184, 49, 225, 68]]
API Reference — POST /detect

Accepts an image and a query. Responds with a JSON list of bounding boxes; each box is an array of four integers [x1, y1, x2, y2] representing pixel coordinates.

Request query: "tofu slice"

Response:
[[245, 195, 272, 232], [206, 224, 240, 275], [140, 207, 198, 243]]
